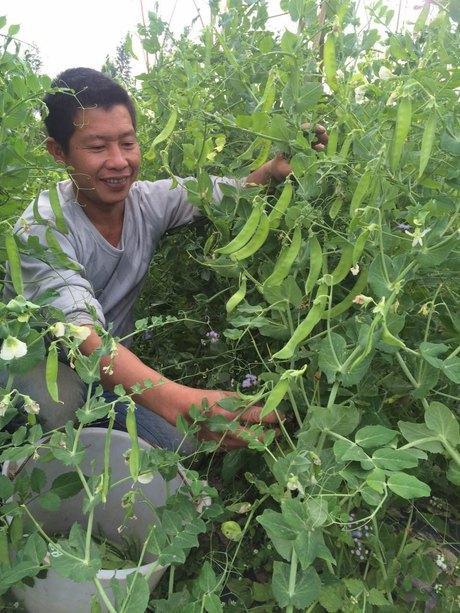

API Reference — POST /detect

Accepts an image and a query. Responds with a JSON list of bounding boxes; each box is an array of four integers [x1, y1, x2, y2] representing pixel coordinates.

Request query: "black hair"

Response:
[[43, 67, 136, 153]]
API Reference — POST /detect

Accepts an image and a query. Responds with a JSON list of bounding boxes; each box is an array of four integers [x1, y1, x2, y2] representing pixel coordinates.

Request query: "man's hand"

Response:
[[246, 123, 329, 186], [189, 389, 278, 450]]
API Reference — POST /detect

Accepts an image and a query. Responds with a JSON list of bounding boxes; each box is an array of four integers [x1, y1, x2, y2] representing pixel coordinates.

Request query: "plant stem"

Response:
[[395, 352, 429, 410], [327, 381, 340, 409], [84, 508, 94, 563], [94, 577, 117, 613], [286, 548, 298, 613]]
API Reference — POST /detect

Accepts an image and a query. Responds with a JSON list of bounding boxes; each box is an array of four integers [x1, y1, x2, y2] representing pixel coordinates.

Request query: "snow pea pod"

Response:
[[46, 344, 59, 403], [5, 234, 23, 296], [273, 284, 328, 360], [216, 201, 263, 255], [150, 108, 178, 151], [322, 269, 368, 318], [418, 114, 436, 178], [390, 97, 412, 172], [231, 212, 270, 261], [328, 244, 354, 286], [268, 181, 293, 229], [305, 235, 322, 296], [264, 225, 302, 287], [226, 276, 247, 313], [350, 170, 372, 216], [261, 70, 276, 113], [126, 402, 140, 481], [323, 33, 338, 92], [327, 127, 339, 156], [329, 196, 343, 219], [260, 378, 290, 418], [49, 183, 68, 234], [250, 139, 271, 170], [352, 229, 370, 264], [0, 526, 9, 567]]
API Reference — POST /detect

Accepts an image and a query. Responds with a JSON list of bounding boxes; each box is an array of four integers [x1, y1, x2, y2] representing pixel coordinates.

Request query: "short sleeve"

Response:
[[4, 221, 105, 328]]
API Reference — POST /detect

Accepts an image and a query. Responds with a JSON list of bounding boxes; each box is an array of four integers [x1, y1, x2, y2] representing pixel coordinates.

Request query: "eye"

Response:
[[88, 145, 105, 152], [121, 141, 137, 149]]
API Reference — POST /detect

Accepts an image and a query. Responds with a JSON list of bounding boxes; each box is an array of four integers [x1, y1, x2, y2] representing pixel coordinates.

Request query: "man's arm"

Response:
[[245, 124, 329, 186], [79, 327, 276, 449]]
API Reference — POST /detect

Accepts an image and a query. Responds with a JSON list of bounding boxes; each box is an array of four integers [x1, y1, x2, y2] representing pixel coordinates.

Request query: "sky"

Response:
[[1, 0, 418, 77]]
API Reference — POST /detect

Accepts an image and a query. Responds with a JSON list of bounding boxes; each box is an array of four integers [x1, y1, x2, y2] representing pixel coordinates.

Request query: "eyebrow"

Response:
[[83, 131, 137, 141]]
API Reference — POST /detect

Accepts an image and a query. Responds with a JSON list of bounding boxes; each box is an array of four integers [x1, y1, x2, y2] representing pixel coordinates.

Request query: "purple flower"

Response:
[[396, 222, 411, 232], [241, 374, 258, 389], [205, 330, 220, 343]]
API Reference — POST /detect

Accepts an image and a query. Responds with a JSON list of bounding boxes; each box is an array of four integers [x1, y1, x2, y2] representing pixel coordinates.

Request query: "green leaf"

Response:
[[355, 425, 398, 448], [318, 333, 347, 383], [398, 421, 444, 453], [446, 461, 460, 486], [367, 588, 391, 606], [38, 491, 61, 511], [51, 523, 101, 582], [387, 472, 430, 499], [257, 509, 297, 541], [419, 342, 448, 369], [0, 475, 14, 500], [424, 401, 459, 445], [368, 254, 396, 298], [366, 468, 386, 493], [442, 356, 460, 383], [50, 472, 84, 499], [272, 561, 321, 609], [319, 583, 343, 612], [309, 403, 360, 436], [333, 439, 369, 462], [30, 467, 47, 493], [120, 572, 151, 613], [372, 448, 419, 471], [295, 529, 335, 570]]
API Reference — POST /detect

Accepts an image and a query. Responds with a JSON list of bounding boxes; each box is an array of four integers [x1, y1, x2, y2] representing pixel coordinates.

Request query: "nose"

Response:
[[105, 144, 129, 170]]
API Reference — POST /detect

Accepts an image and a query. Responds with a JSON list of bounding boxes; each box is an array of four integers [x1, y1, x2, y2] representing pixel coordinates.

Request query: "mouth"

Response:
[[100, 176, 131, 187]]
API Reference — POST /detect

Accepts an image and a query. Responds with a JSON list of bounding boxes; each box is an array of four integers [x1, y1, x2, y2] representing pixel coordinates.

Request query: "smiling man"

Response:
[[3, 67, 327, 450]]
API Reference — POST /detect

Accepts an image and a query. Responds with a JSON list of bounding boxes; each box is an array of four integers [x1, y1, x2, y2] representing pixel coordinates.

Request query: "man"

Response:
[[2, 68, 327, 450]]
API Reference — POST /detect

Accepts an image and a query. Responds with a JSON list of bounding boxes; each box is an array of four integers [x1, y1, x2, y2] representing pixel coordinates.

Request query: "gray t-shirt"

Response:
[[6, 177, 237, 342]]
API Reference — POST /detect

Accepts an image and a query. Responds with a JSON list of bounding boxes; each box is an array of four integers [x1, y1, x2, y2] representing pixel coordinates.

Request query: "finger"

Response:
[[239, 404, 278, 424], [315, 124, 327, 134], [313, 143, 326, 152]]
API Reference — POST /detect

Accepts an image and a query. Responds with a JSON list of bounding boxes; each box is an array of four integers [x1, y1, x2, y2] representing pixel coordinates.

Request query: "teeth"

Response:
[[104, 178, 127, 185]]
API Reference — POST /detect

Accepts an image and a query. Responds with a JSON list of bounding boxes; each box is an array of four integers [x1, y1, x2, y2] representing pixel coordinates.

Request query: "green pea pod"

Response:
[[126, 402, 140, 481], [250, 139, 271, 170], [323, 33, 338, 92], [390, 97, 412, 172], [261, 70, 276, 113], [216, 202, 263, 255], [350, 171, 372, 216], [327, 127, 339, 156], [0, 526, 10, 567], [48, 183, 68, 234], [9, 515, 23, 546], [328, 245, 354, 285], [414, 4, 430, 32], [329, 196, 342, 219], [5, 234, 23, 296], [305, 235, 322, 295], [32, 194, 46, 225], [352, 229, 370, 264], [418, 115, 436, 178], [268, 181, 293, 229], [264, 226, 302, 287], [260, 378, 290, 418], [46, 344, 60, 403], [226, 276, 247, 313], [273, 284, 328, 360], [381, 323, 406, 348], [149, 108, 178, 153], [322, 269, 368, 318], [230, 212, 270, 261], [339, 134, 353, 160]]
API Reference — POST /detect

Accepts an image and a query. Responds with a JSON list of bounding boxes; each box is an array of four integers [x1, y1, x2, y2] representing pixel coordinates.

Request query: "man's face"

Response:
[[49, 104, 141, 210]]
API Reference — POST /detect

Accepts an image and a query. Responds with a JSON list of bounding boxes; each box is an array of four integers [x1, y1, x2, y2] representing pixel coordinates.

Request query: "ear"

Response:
[[46, 138, 67, 164]]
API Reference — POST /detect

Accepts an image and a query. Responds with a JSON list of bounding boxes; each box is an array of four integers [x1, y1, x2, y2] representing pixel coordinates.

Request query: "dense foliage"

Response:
[[0, 1, 459, 611]]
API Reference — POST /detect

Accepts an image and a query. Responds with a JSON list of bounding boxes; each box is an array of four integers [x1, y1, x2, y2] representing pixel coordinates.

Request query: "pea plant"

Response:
[[0, 1, 459, 612]]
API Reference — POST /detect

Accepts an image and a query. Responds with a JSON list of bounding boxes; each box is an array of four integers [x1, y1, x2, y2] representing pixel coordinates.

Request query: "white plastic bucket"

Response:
[[3, 427, 185, 612]]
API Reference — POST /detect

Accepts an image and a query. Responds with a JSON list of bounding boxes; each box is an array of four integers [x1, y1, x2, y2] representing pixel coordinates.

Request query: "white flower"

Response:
[[0, 393, 13, 416], [137, 472, 154, 484], [355, 85, 367, 104], [405, 227, 431, 247], [353, 294, 373, 306], [50, 322, 66, 338], [22, 395, 40, 414], [350, 264, 360, 276], [378, 66, 393, 80], [0, 336, 28, 361], [66, 324, 91, 342]]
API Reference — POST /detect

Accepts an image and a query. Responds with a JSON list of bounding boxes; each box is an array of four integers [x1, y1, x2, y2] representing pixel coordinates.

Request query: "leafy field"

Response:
[[0, 1, 459, 611]]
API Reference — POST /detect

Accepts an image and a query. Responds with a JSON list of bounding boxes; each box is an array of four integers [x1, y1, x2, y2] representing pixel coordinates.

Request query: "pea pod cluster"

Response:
[[390, 97, 412, 172], [268, 181, 293, 230], [215, 200, 264, 255]]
